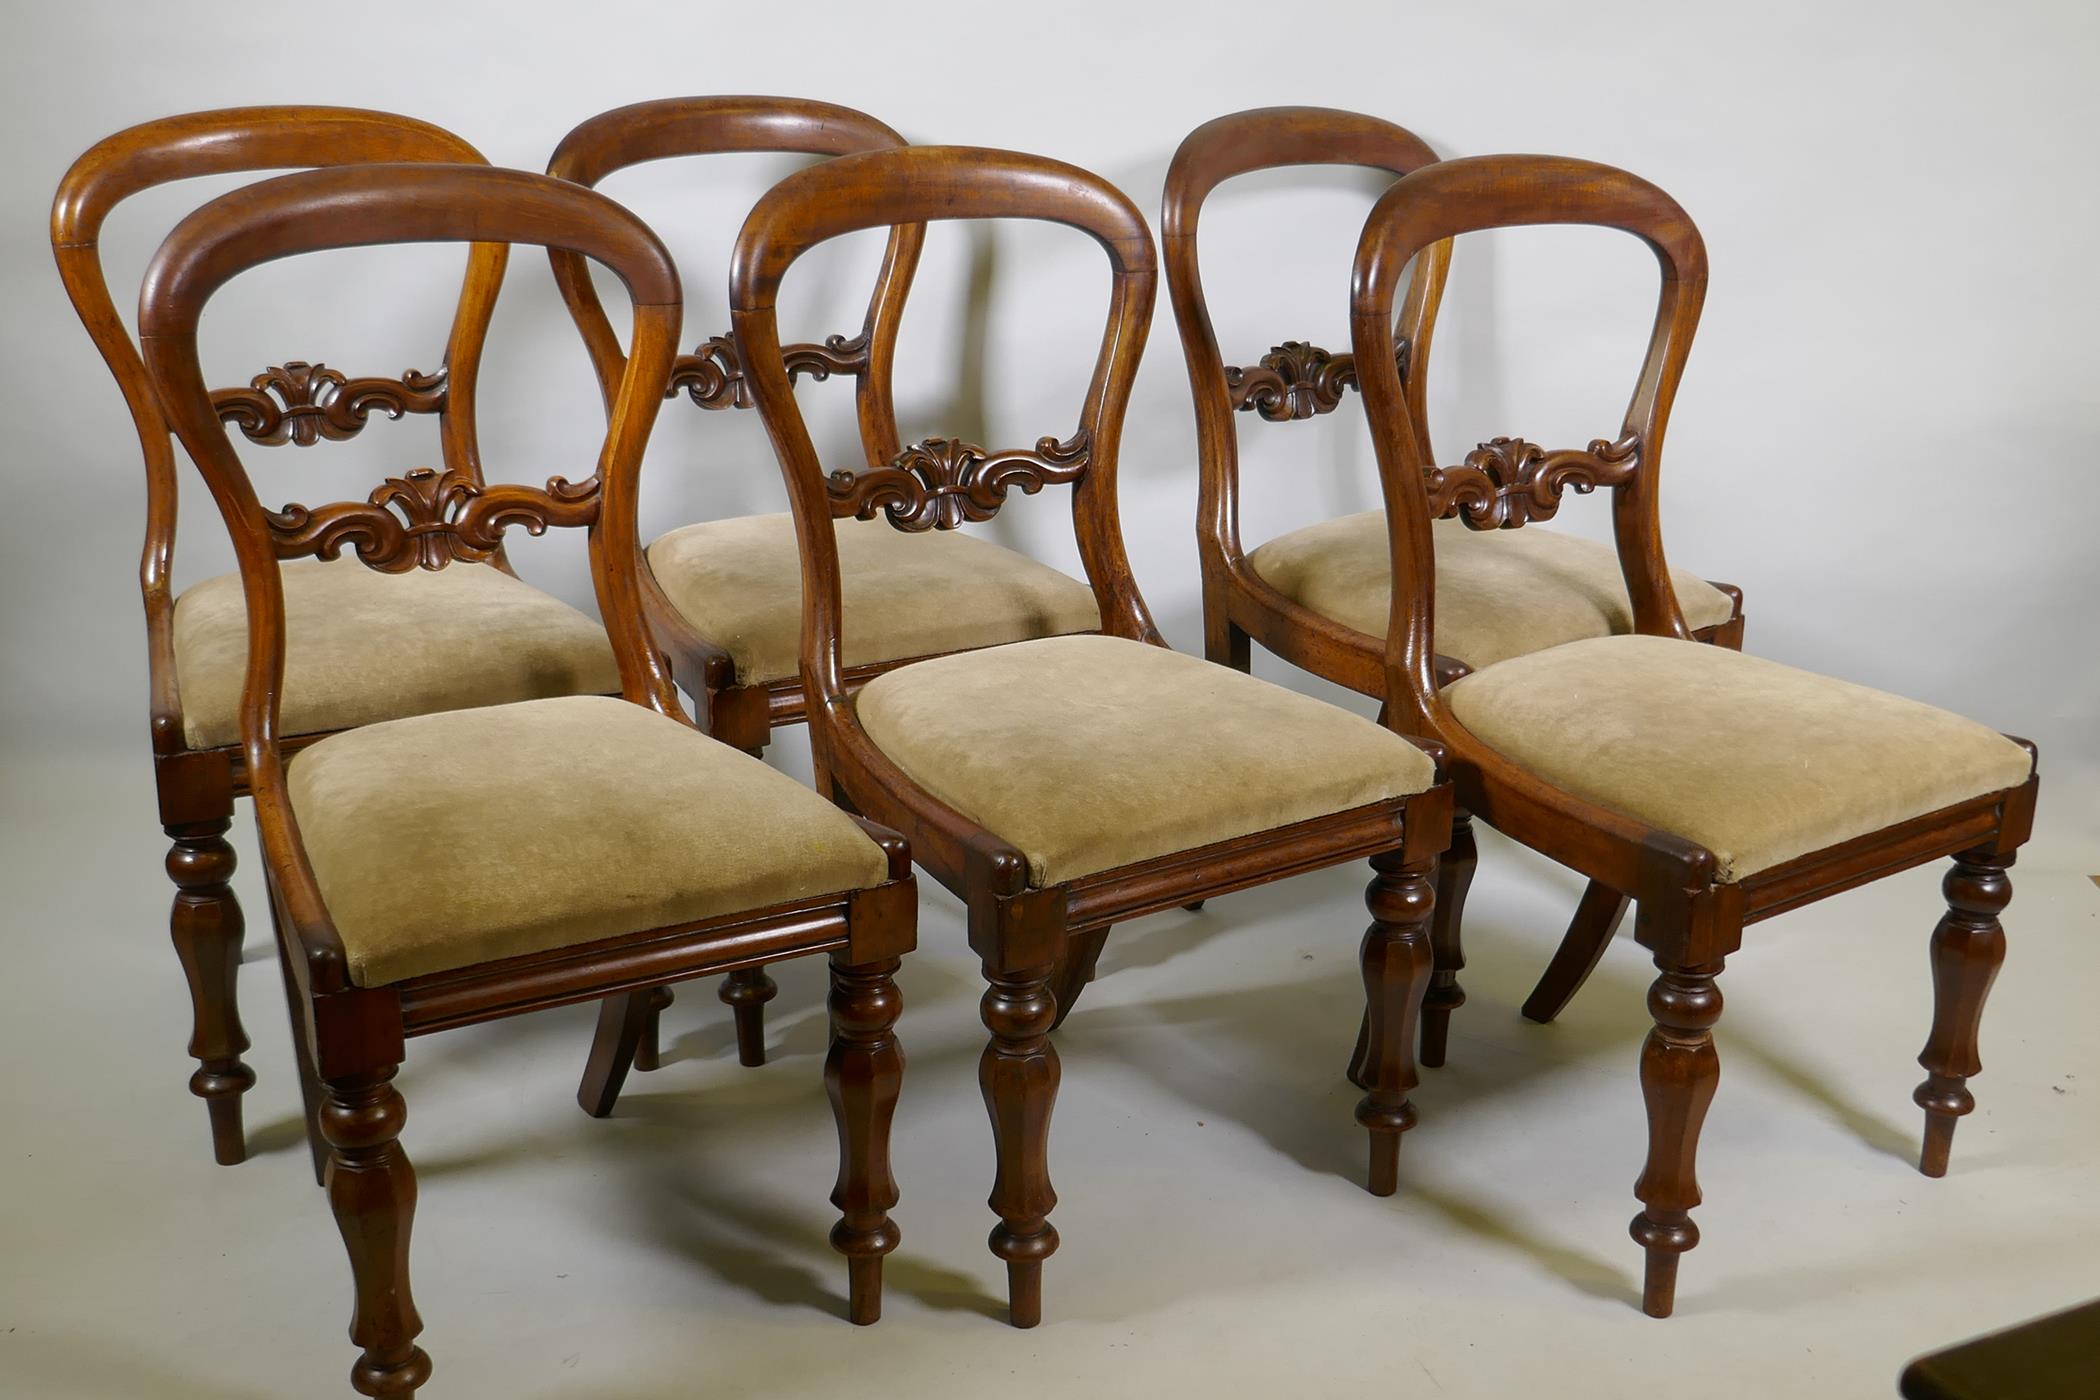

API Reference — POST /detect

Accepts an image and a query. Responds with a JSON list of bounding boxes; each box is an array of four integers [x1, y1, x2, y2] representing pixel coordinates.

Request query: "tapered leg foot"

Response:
[[722, 967, 778, 1067], [1522, 880, 1631, 1025], [578, 991, 654, 1118], [1630, 962, 1723, 1319], [1914, 850, 2011, 1178], [980, 966, 1059, 1328], [1047, 928, 1109, 1032], [632, 984, 676, 1072], [1357, 849, 1435, 1196], [827, 955, 903, 1325], [322, 1066, 428, 1395], [1419, 809, 1475, 1068], [167, 818, 254, 1166]]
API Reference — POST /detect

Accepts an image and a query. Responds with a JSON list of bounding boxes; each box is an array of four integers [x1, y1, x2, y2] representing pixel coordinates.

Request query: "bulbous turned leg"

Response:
[[322, 1067, 429, 1396], [167, 817, 254, 1166], [980, 966, 1060, 1329], [1915, 850, 2012, 1178], [1630, 962, 1724, 1319], [630, 985, 676, 1073], [826, 955, 904, 1325], [1418, 809, 1475, 1069], [1356, 849, 1436, 1196], [719, 968, 778, 1068], [1047, 927, 1109, 1032]]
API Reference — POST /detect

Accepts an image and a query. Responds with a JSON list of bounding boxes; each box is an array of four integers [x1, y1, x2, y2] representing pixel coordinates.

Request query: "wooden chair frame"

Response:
[[1348, 154, 2038, 1317], [51, 107, 535, 1168], [542, 95, 929, 1075], [139, 162, 917, 1393], [731, 144, 1454, 1329], [1164, 107, 1751, 1073]]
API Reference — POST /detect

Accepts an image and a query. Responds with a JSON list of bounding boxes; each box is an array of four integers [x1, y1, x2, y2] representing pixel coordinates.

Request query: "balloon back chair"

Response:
[[138, 161, 918, 1392], [1347, 153, 2038, 1317]]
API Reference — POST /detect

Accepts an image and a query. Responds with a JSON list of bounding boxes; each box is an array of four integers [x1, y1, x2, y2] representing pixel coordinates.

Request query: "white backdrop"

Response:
[[3, 0, 2093, 858]]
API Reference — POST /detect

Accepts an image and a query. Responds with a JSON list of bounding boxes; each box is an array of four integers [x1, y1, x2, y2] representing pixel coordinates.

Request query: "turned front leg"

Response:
[[1630, 962, 1723, 1319], [1357, 849, 1436, 1195], [1915, 850, 2012, 1178], [826, 955, 904, 1324], [166, 816, 254, 1165], [979, 966, 1060, 1328], [631, 984, 676, 1072], [322, 1066, 429, 1396], [720, 967, 778, 1067], [1419, 809, 1474, 1068]]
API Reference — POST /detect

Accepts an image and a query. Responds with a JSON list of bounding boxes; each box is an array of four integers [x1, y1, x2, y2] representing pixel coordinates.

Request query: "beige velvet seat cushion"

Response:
[[172, 558, 620, 750], [854, 634, 1438, 886], [1246, 511, 1738, 671], [1445, 634, 2033, 883], [286, 695, 892, 987], [648, 513, 1102, 685]]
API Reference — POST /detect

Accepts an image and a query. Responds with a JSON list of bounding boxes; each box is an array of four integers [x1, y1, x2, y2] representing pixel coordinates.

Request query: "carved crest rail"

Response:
[[825, 431, 1091, 531], [265, 467, 600, 571], [1424, 434, 1641, 530], [212, 362, 448, 446], [1223, 339, 1411, 422]]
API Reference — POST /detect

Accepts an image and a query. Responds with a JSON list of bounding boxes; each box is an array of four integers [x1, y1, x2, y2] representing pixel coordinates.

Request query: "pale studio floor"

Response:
[[2, 743, 2095, 1399]]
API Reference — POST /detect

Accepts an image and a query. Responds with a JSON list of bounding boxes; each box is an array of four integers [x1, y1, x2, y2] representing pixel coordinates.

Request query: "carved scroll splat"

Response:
[[1424, 432, 1641, 530], [265, 467, 600, 572], [212, 362, 447, 447], [1224, 338, 1411, 422], [826, 431, 1091, 532], [667, 331, 873, 411]]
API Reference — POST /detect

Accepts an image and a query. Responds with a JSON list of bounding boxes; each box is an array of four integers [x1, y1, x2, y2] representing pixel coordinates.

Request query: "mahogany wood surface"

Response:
[[1345, 152, 2040, 1316], [730, 143, 1454, 1327], [136, 161, 918, 1393]]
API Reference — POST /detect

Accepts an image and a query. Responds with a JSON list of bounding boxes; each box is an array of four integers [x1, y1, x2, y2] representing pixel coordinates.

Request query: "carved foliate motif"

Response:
[[265, 467, 600, 572], [1424, 433, 1641, 530], [1224, 339, 1411, 421], [826, 431, 1091, 532], [667, 331, 872, 410], [212, 362, 447, 446]]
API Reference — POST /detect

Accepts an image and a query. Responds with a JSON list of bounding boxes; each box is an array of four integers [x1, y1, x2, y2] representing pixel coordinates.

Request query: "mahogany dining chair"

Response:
[[52, 109, 623, 1167], [1346, 153, 2038, 1317], [546, 96, 1103, 1078], [732, 143, 1455, 1329], [139, 161, 917, 1393], [1163, 106, 1749, 1070]]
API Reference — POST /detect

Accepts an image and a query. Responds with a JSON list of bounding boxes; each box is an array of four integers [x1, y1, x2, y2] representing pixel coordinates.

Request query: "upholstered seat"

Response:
[[1445, 634, 2033, 882], [647, 512, 1103, 685], [1246, 511, 1738, 671], [172, 558, 620, 749], [854, 633, 1438, 886], [286, 695, 892, 986]]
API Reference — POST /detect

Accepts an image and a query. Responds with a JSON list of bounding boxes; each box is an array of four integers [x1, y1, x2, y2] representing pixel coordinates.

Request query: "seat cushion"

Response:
[[854, 634, 1438, 886], [647, 513, 1102, 685], [172, 558, 620, 750], [1445, 634, 2033, 882], [286, 695, 892, 986], [1246, 511, 1739, 671]]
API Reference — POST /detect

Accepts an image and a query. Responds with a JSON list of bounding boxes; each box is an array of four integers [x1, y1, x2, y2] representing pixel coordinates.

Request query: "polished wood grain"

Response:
[[137, 162, 918, 1393], [1347, 152, 2040, 1316], [730, 143, 1453, 1326], [52, 107, 499, 1167]]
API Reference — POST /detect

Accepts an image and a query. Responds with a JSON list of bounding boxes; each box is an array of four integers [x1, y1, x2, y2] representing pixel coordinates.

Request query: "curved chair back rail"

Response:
[[544, 94, 923, 461], [1348, 153, 1709, 729], [729, 144, 1161, 717], [1163, 106, 1451, 552], [51, 107, 505, 755], [137, 162, 684, 993]]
